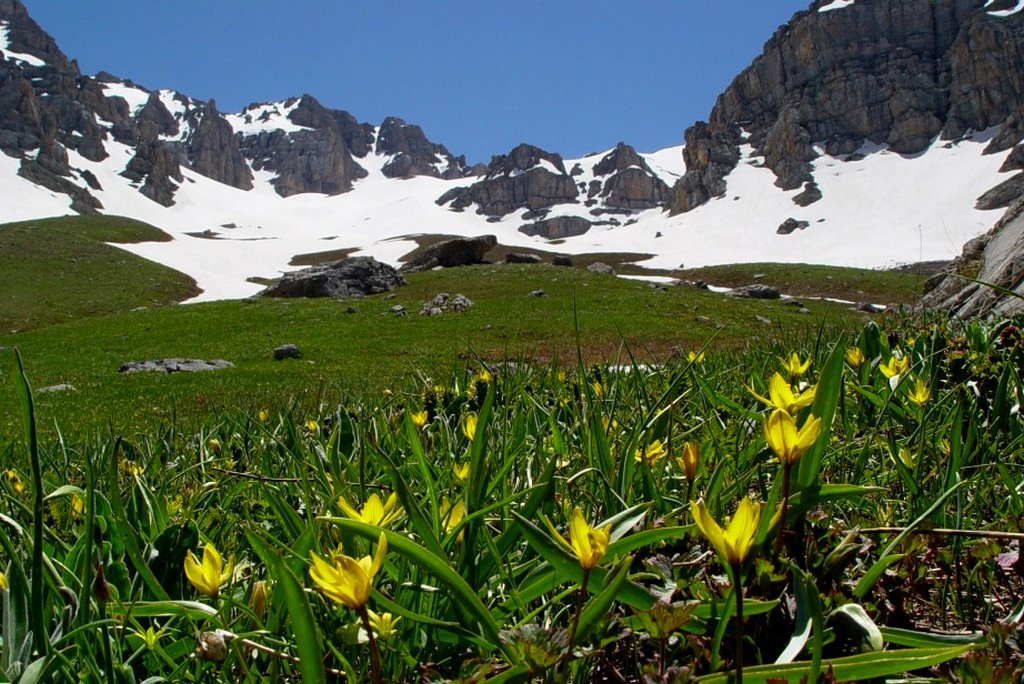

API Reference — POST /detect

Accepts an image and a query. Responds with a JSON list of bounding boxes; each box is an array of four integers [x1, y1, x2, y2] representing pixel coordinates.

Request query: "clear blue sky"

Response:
[[24, 1, 811, 165]]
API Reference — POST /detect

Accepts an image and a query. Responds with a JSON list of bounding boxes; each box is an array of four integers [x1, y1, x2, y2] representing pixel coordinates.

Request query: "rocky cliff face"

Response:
[[376, 116, 472, 179], [435, 143, 579, 216], [919, 197, 1024, 317], [668, 0, 1024, 214], [589, 142, 670, 210]]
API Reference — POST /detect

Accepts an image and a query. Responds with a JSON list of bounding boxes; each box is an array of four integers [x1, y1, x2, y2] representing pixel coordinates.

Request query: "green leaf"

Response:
[[512, 512, 654, 611], [606, 526, 692, 557], [879, 626, 985, 648], [797, 342, 844, 492], [269, 554, 326, 684], [324, 518, 513, 660], [108, 600, 218, 620], [575, 558, 631, 644], [42, 485, 85, 501], [695, 645, 977, 683], [853, 553, 905, 600]]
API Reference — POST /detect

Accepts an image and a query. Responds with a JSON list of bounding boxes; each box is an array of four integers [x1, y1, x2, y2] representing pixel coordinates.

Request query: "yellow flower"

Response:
[[309, 532, 387, 610], [677, 442, 700, 482], [779, 353, 811, 377], [878, 355, 910, 379], [461, 414, 478, 441], [0, 570, 7, 590], [258, 409, 269, 423], [687, 350, 705, 363], [906, 377, 931, 408], [763, 409, 822, 466], [474, 368, 493, 384], [71, 494, 84, 516], [750, 373, 816, 414], [453, 461, 470, 481], [410, 410, 428, 428], [546, 507, 611, 570], [305, 419, 319, 433], [131, 624, 167, 651], [338, 492, 403, 528], [207, 438, 222, 455], [441, 497, 466, 543], [845, 347, 865, 369], [635, 439, 667, 467], [690, 497, 762, 567], [184, 542, 233, 599], [368, 610, 401, 640], [591, 381, 605, 398], [5, 469, 24, 494], [250, 580, 269, 620]]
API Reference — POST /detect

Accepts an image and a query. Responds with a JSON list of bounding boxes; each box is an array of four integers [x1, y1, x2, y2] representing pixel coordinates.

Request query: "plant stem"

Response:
[[358, 606, 383, 684], [773, 463, 792, 556], [559, 567, 591, 682], [733, 562, 744, 684]]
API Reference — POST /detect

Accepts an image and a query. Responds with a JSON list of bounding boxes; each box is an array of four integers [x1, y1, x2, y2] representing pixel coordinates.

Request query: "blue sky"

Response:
[[24, 1, 811, 164]]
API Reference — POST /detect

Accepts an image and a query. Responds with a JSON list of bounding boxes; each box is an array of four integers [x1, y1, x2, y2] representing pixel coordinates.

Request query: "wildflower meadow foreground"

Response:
[[1, 318, 1023, 683]]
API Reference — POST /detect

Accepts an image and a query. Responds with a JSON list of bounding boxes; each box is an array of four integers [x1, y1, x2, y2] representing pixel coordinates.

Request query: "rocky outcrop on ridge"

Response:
[[919, 197, 1024, 317], [589, 142, 670, 209], [185, 100, 254, 190], [436, 144, 579, 216], [668, 0, 1024, 214], [236, 95, 366, 197], [376, 116, 472, 179]]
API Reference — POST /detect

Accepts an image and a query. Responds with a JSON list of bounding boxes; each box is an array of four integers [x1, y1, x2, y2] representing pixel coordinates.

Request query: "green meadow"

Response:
[[0, 215, 1021, 683]]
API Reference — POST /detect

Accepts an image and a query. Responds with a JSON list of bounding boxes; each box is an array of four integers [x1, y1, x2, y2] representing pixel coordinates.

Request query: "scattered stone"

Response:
[[400, 235, 497, 273], [383, 293, 397, 300], [418, 292, 474, 316], [345, 306, 358, 314], [587, 262, 615, 275], [783, 299, 804, 307], [793, 181, 822, 206], [261, 256, 405, 298], [755, 315, 773, 325], [528, 289, 548, 298], [753, 273, 765, 280], [694, 280, 709, 290], [777, 218, 810, 235], [119, 359, 233, 374], [37, 383, 75, 394], [505, 252, 543, 264], [799, 307, 812, 314], [726, 284, 781, 299], [389, 305, 406, 316], [273, 344, 301, 361], [552, 255, 573, 267], [450, 294, 473, 312], [857, 302, 886, 313]]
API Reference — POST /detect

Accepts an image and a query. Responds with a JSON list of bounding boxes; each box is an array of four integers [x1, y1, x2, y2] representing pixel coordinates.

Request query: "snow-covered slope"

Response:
[[5, 121, 1010, 303], [5, 113, 1001, 303]]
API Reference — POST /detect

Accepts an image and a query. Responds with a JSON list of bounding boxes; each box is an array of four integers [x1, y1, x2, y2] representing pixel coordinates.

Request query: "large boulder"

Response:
[[400, 235, 497, 273], [518, 216, 592, 239], [261, 256, 405, 298]]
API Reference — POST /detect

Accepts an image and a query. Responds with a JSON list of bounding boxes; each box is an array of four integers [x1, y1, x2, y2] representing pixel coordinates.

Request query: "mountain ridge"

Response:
[[2, 0, 1024, 308]]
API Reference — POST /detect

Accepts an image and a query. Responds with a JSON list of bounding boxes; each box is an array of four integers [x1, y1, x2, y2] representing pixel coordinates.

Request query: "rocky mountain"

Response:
[[5, 0, 1024, 308], [669, 0, 1024, 215]]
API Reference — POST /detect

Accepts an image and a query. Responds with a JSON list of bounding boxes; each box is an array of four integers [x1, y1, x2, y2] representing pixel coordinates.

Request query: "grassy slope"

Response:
[[0, 262, 909, 434], [0, 215, 200, 332], [678, 262, 928, 305]]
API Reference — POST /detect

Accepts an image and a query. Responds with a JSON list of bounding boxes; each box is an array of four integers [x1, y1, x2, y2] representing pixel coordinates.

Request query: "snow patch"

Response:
[[986, 0, 1024, 17], [225, 100, 310, 135], [102, 82, 151, 115], [819, 0, 856, 12], [0, 21, 46, 67]]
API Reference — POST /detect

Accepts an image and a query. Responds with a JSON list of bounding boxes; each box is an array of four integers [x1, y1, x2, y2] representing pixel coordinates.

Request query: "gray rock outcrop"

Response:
[[518, 216, 592, 239], [119, 359, 234, 373], [400, 235, 497, 272], [590, 143, 670, 209], [919, 197, 1024, 317], [185, 99, 254, 190], [261, 256, 405, 298], [436, 144, 579, 216], [376, 116, 470, 179], [668, 0, 1024, 215]]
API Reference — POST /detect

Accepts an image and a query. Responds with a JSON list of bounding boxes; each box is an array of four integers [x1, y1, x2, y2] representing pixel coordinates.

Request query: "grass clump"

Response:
[[1, 312, 1023, 682], [0, 215, 199, 332]]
